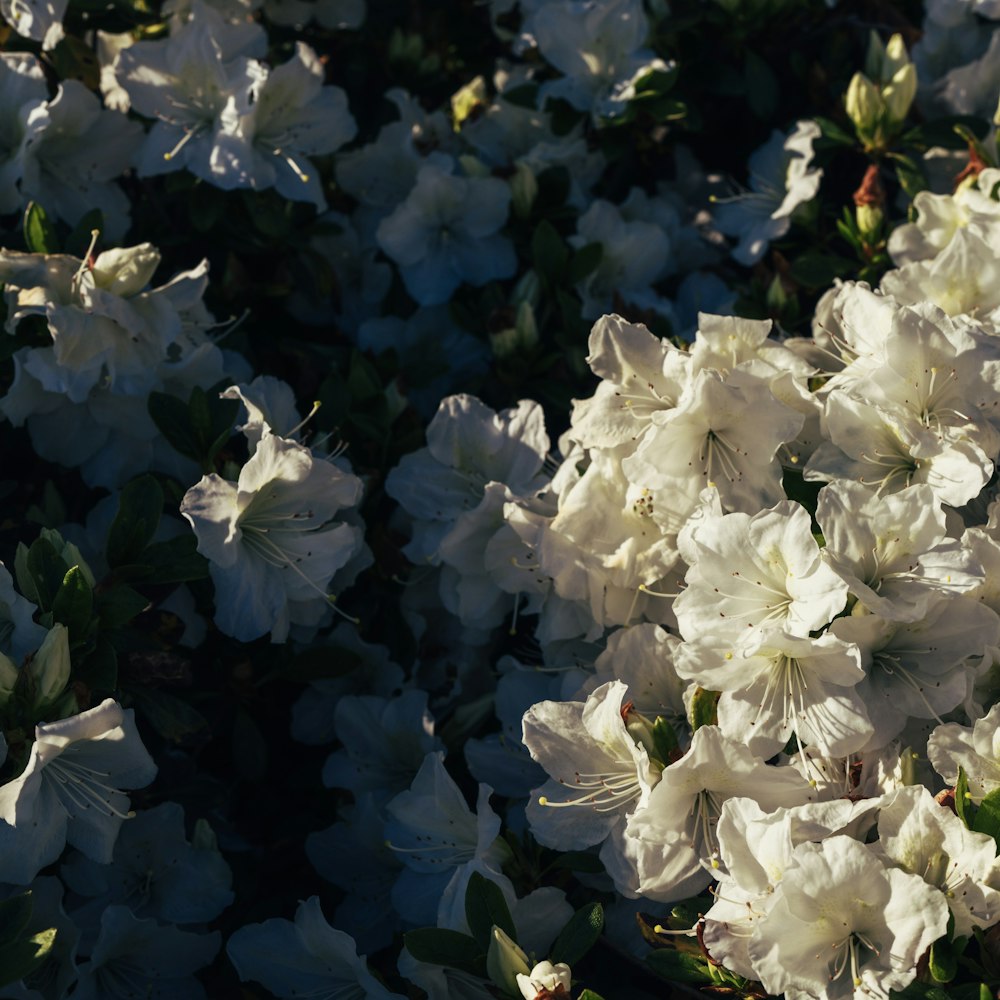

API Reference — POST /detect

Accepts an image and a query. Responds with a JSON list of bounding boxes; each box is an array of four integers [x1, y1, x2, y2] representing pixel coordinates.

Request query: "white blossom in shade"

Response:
[[624, 725, 813, 902], [384, 752, 508, 927], [19, 81, 142, 241], [1, 0, 65, 48], [748, 836, 948, 1000], [888, 167, 1000, 265], [568, 198, 674, 320], [877, 784, 1000, 937], [517, 961, 572, 1000], [831, 595, 1000, 751], [677, 630, 871, 760], [386, 394, 549, 565], [522, 680, 661, 852], [0, 53, 47, 215], [712, 120, 823, 266], [622, 368, 804, 514], [375, 162, 516, 306], [114, 0, 266, 183], [928, 702, 1000, 803], [180, 429, 366, 643], [0, 562, 45, 667], [214, 42, 356, 209], [227, 896, 404, 1000], [74, 905, 219, 1000], [220, 376, 302, 454], [321, 690, 443, 802], [672, 500, 848, 649], [532, 0, 670, 120], [0, 699, 157, 885], [816, 481, 984, 622], [805, 390, 994, 507]]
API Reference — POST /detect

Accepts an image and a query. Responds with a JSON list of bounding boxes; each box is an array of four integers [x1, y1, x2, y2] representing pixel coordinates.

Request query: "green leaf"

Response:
[[96, 584, 151, 630], [51, 566, 94, 641], [567, 242, 603, 284], [403, 929, 485, 975], [148, 392, 203, 463], [891, 154, 927, 199], [23, 203, 58, 255], [578, 992, 607, 1000], [744, 50, 778, 120], [689, 687, 720, 731], [128, 687, 209, 744], [929, 936, 958, 983], [77, 636, 117, 694], [956, 767, 973, 829], [551, 851, 605, 874], [348, 351, 383, 401], [465, 872, 517, 950], [652, 716, 679, 763], [814, 115, 856, 147], [106, 476, 164, 569], [148, 388, 238, 467], [549, 902, 603, 967], [532, 221, 569, 283], [65, 210, 106, 258], [283, 646, 362, 683], [972, 786, 1000, 843], [0, 927, 57, 990], [790, 251, 857, 289], [17, 538, 69, 613], [646, 947, 713, 984], [138, 534, 209, 585], [0, 894, 33, 949]]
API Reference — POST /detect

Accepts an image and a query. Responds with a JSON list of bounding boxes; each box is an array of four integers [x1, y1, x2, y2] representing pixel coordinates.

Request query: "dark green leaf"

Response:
[[652, 716, 679, 763], [0, 928, 57, 990], [65, 210, 106, 258], [403, 929, 485, 975], [646, 947, 713, 984], [440, 693, 495, 751], [972, 787, 1000, 843], [96, 584, 150, 630], [51, 566, 94, 641], [465, 872, 516, 950], [0, 895, 33, 949], [567, 243, 603, 284], [532, 221, 569, 283], [128, 687, 209, 744], [549, 902, 603, 967], [502, 84, 538, 109], [892, 154, 927, 198], [23, 203, 58, 255], [283, 646, 362, 683], [18, 538, 69, 613], [77, 636, 117, 694], [551, 851, 605, 874], [138, 534, 209, 585], [790, 252, 857, 289], [815, 115, 857, 147], [744, 50, 778, 120], [232, 708, 268, 781], [578, 992, 607, 1000], [348, 351, 383, 401], [148, 392, 202, 463], [106, 476, 164, 569], [929, 936, 958, 983]]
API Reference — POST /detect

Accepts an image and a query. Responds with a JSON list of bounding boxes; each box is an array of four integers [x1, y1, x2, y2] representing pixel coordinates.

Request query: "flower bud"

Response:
[[0, 653, 17, 705], [517, 960, 572, 1000], [882, 63, 917, 127], [487, 926, 531, 996], [883, 34, 911, 79], [451, 75, 487, 129], [27, 624, 71, 708], [855, 203, 883, 241], [91, 244, 161, 296], [511, 162, 538, 219], [845, 73, 883, 139]]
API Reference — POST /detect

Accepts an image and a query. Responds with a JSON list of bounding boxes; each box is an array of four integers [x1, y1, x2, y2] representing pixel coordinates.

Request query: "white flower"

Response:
[[928, 702, 1000, 803], [1, 0, 66, 48], [0, 699, 157, 884], [748, 836, 948, 1000], [517, 960, 572, 1000], [0, 53, 47, 214], [376, 162, 516, 306], [713, 120, 823, 266], [180, 429, 367, 642], [673, 500, 848, 650], [878, 784, 1000, 937]]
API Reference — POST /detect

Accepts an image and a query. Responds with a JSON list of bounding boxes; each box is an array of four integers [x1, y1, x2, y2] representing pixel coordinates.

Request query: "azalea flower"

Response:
[[180, 428, 367, 642]]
